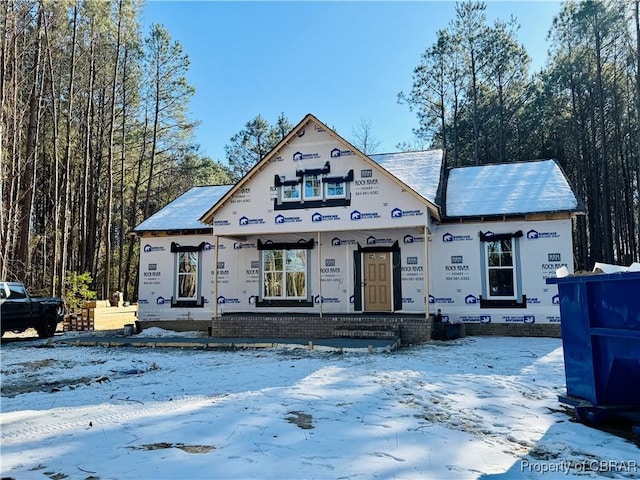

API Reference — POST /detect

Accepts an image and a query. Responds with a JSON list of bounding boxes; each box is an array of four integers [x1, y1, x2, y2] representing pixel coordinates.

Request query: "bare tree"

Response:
[[351, 117, 382, 155]]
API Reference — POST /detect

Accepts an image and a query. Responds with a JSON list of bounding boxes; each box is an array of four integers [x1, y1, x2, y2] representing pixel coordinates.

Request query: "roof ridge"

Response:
[[370, 148, 443, 157]]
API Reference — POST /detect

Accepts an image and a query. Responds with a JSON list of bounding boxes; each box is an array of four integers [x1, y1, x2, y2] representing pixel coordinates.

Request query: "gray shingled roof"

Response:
[[371, 150, 443, 205], [133, 157, 579, 233], [446, 160, 579, 217], [133, 185, 233, 232]]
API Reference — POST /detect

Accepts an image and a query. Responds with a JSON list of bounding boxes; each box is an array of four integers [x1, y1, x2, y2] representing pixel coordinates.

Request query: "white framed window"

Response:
[[262, 249, 307, 299], [170, 242, 205, 307], [281, 176, 300, 202], [274, 165, 352, 210], [176, 251, 198, 300], [484, 239, 516, 299], [478, 231, 526, 308], [303, 174, 322, 200], [325, 181, 346, 199]]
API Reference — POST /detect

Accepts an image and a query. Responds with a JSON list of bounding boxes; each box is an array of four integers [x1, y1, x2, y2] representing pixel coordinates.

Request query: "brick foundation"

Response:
[[138, 317, 561, 342], [137, 320, 212, 333], [211, 314, 432, 345], [463, 323, 561, 337]]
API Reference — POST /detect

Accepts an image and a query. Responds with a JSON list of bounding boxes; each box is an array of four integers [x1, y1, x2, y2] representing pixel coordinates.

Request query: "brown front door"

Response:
[[363, 252, 392, 312]]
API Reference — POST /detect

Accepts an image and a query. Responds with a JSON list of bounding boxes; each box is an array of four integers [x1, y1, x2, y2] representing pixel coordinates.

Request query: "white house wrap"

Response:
[[134, 114, 581, 339]]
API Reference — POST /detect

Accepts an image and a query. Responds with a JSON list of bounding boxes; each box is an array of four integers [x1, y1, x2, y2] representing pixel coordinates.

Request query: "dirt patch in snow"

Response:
[[286, 411, 314, 429], [0, 357, 150, 398], [1, 375, 103, 397], [128, 442, 215, 453]]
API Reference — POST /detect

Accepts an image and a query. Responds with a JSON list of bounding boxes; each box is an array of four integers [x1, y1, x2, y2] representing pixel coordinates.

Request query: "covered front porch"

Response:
[[210, 226, 432, 317]]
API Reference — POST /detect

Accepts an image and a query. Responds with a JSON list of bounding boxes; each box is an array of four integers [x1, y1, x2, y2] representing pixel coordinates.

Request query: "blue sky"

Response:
[[141, 1, 562, 163]]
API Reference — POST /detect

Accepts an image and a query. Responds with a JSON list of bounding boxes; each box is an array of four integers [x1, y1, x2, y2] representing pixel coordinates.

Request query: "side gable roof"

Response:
[[371, 150, 444, 206], [445, 159, 581, 218], [132, 117, 581, 233], [200, 114, 441, 224], [133, 185, 233, 233]]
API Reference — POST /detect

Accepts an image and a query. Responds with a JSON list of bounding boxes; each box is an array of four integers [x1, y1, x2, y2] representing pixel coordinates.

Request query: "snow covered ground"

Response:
[[1, 333, 638, 479]]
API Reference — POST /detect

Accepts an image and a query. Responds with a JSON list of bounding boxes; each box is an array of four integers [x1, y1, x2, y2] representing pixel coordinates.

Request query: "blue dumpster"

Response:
[[547, 272, 640, 407]]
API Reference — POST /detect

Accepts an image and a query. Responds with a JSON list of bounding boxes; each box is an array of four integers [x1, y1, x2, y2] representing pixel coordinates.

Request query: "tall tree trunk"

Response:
[[635, 0, 640, 228], [593, 10, 613, 263], [0, 0, 8, 257], [452, 89, 460, 165], [124, 108, 149, 301], [568, 46, 589, 269], [43, 8, 62, 296], [92, 85, 107, 296], [0, 0, 11, 278], [59, 3, 78, 296], [2, 4, 21, 280], [470, 48, 480, 165], [16, 3, 44, 281], [143, 57, 161, 219], [587, 90, 603, 264], [105, 0, 123, 298], [81, 30, 95, 274], [118, 48, 128, 291], [497, 81, 505, 164], [25, 72, 45, 288]]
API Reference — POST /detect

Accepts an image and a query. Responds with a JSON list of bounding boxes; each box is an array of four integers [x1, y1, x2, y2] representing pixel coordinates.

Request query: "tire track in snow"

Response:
[[1, 393, 230, 444]]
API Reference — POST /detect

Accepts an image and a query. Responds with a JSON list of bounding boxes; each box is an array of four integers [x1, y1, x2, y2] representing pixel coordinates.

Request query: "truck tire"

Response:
[[37, 313, 58, 338]]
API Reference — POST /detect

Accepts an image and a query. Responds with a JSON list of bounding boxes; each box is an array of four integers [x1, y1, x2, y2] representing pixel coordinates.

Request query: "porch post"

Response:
[[213, 234, 219, 319], [317, 231, 323, 318], [424, 226, 430, 320]]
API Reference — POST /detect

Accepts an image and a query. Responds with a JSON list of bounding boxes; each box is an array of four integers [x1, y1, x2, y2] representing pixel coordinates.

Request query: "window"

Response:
[[325, 181, 345, 199], [257, 238, 314, 307], [8, 284, 27, 299], [262, 249, 307, 299], [486, 239, 515, 298], [281, 176, 300, 202], [170, 242, 205, 307], [177, 251, 198, 300], [273, 164, 353, 210], [303, 174, 322, 200], [479, 231, 525, 308]]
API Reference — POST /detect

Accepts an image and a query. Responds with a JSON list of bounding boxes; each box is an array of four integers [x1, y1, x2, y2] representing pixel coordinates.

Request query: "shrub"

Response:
[[64, 271, 97, 310]]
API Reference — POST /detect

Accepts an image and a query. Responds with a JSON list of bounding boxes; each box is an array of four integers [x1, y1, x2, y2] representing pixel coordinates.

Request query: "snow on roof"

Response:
[[370, 150, 443, 205], [133, 185, 233, 232], [446, 160, 579, 217], [133, 157, 578, 232]]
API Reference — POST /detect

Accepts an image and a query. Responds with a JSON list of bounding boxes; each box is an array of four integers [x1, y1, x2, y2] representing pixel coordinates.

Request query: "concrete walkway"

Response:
[[56, 333, 400, 353]]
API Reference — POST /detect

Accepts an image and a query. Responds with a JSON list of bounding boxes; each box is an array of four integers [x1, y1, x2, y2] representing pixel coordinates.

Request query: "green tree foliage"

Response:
[[484, 18, 531, 164], [454, 1, 491, 165], [544, 0, 638, 267], [175, 154, 234, 192], [402, 0, 639, 267], [401, 1, 531, 166], [64, 271, 97, 310], [225, 113, 292, 180], [399, 28, 464, 157], [141, 23, 197, 219]]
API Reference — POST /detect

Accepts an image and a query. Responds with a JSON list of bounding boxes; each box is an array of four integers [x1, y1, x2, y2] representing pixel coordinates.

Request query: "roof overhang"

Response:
[[439, 210, 581, 224]]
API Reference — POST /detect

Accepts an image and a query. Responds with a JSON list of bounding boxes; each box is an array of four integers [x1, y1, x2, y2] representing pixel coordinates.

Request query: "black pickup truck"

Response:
[[0, 281, 65, 338]]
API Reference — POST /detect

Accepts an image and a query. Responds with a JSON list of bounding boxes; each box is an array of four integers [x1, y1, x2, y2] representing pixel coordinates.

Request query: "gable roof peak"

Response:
[[199, 113, 442, 225]]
